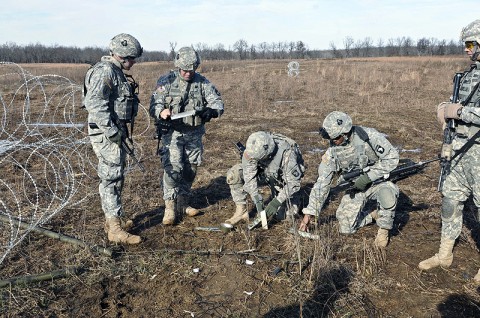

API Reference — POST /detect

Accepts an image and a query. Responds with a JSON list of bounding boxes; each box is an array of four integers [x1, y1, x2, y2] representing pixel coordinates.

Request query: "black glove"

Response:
[[353, 173, 372, 191], [157, 118, 172, 134], [200, 108, 219, 122]]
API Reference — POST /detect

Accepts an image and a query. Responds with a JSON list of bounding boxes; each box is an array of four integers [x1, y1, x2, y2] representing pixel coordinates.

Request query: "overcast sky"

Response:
[[0, 0, 477, 52]]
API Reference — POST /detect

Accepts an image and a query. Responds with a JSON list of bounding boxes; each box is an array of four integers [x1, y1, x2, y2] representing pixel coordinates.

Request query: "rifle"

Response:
[[438, 72, 464, 192], [334, 157, 441, 193], [235, 141, 246, 159]]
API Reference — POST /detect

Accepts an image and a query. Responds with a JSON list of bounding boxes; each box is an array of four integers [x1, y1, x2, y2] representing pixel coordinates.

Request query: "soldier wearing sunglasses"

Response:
[[420, 20, 480, 283]]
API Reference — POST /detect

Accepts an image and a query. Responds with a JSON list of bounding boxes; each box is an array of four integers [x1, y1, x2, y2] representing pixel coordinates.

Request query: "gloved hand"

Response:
[[353, 173, 372, 191], [265, 198, 282, 218], [200, 108, 219, 122], [108, 130, 123, 146], [157, 118, 172, 134], [437, 102, 462, 124]]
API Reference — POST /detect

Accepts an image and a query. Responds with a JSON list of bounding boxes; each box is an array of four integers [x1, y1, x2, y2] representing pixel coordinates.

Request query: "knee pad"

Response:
[[377, 186, 397, 210], [441, 197, 463, 221], [226, 164, 243, 185]]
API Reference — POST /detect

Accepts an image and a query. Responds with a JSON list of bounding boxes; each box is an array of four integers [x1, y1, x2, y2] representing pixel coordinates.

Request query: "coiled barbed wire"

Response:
[[0, 62, 149, 264]]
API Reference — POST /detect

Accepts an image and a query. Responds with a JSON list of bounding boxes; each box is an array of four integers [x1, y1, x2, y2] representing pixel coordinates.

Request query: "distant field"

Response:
[[1, 56, 479, 317]]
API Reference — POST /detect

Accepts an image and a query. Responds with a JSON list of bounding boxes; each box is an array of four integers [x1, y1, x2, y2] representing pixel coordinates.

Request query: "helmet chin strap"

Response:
[[472, 45, 480, 61]]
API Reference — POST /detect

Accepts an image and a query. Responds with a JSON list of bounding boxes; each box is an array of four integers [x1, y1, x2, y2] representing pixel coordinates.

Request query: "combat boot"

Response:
[[418, 238, 455, 270], [374, 228, 389, 248], [474, 268, 480, 283], [225, 204, 249, 225], [163, 200, 176, 225], [105, 217, 141, 244], [177, 195, 200, 217]]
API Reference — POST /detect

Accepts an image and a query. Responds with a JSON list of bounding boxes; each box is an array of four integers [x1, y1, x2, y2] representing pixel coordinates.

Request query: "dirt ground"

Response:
[[0, 57, 479, 317]]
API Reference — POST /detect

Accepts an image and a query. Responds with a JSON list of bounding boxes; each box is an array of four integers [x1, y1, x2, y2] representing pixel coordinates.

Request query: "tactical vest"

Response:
[[331, 126, 378, 172], [84, 60, 138, 123], [166, 71, 206, 127], [261, 133, 305, 183], [457, 62, 480, 138]]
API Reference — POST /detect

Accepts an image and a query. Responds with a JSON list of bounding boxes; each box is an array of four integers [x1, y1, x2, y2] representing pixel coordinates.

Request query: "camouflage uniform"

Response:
[[83, 33, 143, 244], [303, 120, 399, 235], [440, 60, 480, 241], [420, 20, 480, 273], [84, 55, 138, 218], [227, 132, 305, 219], [149, 48, 224, 202]]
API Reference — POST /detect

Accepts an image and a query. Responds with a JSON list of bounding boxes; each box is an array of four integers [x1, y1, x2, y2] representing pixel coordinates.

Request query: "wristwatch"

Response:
[[457, 107, 463, 117]]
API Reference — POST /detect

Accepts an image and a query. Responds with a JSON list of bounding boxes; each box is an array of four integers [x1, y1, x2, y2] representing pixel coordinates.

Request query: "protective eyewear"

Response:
[[465, 41, 477, 50]]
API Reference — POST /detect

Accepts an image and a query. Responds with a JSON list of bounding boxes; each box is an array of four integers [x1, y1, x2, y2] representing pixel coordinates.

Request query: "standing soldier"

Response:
[[299, 111, 399, 247], [150, 47, 224, 225], [83, 33, 143, 244], [225, 131, 305, 227], [419, 19, 480, 282]]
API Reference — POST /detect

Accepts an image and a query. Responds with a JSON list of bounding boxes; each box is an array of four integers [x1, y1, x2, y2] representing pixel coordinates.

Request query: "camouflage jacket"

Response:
[[149, 70, 224, 128], [83, 56, 138, 138], [303, 126, 399, 216], [455, 61, 480, 148], [242, 133, 305, 204]]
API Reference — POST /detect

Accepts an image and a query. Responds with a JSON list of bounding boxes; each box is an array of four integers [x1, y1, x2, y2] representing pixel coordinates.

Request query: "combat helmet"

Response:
[[244, 131, 276, 161], [461, 20, 480, 61], [320, 111, 352, 139], [109, 33, 143, 58], [174, 47, 200, 70]]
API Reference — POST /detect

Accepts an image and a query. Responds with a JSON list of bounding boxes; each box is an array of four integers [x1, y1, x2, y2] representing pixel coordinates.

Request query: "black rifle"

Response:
[[438, 72, 464, 192], [235, 141, 246, 159], [334, 157, 440, 193]]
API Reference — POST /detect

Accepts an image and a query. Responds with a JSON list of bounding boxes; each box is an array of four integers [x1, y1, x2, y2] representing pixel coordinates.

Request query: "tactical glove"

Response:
[[157, 118, 172, 134], [437, 102, 462, 124], [108, 130, 123, 146], [353, 173, 372, 191], [200, 108, 219, 122], [264, 198, 282, 218]]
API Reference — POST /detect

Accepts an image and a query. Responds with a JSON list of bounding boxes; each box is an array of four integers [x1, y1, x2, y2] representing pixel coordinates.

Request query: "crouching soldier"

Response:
[[300, 111, 399, 247], [225, 131, 305, 227]]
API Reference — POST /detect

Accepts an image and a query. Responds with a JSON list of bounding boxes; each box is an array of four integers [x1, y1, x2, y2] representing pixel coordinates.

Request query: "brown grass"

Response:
[[0, 56, 479, 317]]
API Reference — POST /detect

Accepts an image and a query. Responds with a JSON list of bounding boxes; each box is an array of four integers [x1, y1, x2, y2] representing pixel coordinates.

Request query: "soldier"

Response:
[[225, 131, 305, 227], [83, 33, 143, 244], [150, 47, 224, 225], [299, 111, 399, 247], [420, 19, 480, 282]]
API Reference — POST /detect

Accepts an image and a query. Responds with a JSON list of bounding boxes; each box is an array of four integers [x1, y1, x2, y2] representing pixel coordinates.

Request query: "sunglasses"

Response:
[[465, 41, 477, 50]]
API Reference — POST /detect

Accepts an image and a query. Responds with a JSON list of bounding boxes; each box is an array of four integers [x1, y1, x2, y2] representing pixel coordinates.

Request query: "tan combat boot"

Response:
[[225, 204, 249, 225], [105, 217, 141, 244], [474, 268, 480, 283], [374, 228, 389, 248], [177, 195, 200, 217], [163, 200, 176, 225], [418, 238, 455, 270]]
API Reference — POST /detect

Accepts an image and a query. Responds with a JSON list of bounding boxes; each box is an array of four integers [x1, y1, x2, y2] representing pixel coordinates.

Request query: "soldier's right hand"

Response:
[[160, 108, 171, 120], [299, 214, 312, 232]]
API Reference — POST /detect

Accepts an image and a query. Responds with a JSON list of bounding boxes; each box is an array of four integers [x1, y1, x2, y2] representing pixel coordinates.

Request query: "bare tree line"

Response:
[[0, 36, 463, 64]]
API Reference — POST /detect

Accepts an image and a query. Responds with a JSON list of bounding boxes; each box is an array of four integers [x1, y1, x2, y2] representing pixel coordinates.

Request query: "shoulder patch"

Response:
[[375, 145, 385, 154]]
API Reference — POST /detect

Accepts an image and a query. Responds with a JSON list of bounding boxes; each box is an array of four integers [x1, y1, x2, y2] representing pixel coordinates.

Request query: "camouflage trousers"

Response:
[[336, 181, 398, 234], [159, 126, 204, 200], [89, 134, 126, 218], [227, 163, 300, 217], [441, 143, 480, 240]]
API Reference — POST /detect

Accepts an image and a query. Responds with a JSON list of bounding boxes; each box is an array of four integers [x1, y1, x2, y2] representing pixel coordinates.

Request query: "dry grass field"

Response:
[[0, 56, 479, 317]]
